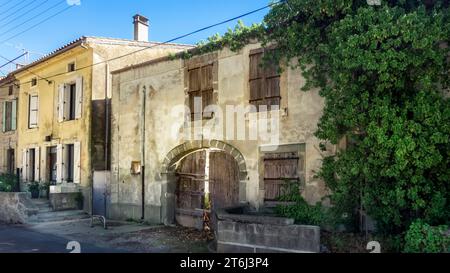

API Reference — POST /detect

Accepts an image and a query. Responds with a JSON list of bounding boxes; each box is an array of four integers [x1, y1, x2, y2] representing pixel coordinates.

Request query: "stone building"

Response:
[[0, 75, 19, 177], [110, 41, 338, 227], [11, 15, 193, 211]]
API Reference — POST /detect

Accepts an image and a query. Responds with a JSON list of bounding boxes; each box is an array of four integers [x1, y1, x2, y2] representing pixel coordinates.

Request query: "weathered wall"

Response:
[[0, 192, 38, 224], [0, 78, 19, 176], [110, 41, 335, 223], [216, 208, 320, 253]]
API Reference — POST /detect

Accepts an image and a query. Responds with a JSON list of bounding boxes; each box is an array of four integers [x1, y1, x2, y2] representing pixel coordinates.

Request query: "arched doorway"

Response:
[[161, 140, 247, 231]]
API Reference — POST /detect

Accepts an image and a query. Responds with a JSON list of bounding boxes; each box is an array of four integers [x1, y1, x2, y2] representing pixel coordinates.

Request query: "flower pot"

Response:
[[30, 190, 40, 199]]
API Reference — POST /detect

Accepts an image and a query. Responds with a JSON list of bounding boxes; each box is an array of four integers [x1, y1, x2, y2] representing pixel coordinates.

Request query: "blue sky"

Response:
[[0, 0, 270, 74]]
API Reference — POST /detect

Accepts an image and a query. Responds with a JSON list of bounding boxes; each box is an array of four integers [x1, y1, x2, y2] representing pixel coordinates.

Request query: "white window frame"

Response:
[[28, 94, 39, 129], [58, 76, 83, 122]]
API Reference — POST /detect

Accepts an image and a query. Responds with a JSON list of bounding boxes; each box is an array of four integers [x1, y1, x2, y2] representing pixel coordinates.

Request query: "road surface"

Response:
[[0, 225, 125, 253]]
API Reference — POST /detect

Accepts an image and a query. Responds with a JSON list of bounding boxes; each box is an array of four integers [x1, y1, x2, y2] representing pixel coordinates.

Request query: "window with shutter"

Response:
[[264, 152, 300, 201], [188, 64, 214, 121], [28, 95, 39, 129], [2, 101, 15, 132], [58, 77, 83, 122], [249, 50, 281, 111]]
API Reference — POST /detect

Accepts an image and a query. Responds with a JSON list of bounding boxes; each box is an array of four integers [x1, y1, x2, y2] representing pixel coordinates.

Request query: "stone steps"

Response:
[[29, 210, 90, 223], [28, 199, 89, 224]]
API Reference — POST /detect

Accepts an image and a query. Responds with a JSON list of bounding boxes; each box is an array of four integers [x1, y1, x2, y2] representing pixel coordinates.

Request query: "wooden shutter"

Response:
[[201, 65, 214, 118], [188, 65, 214, 120], [249, 52, 264, 107], [2, 102, 5, 133], [11, 99, 17, 131], [56, 144, 63, 183], [249, 50, 281, 111], [34, 147, 40, 182], [22, 149, 28, 181], [188, 68, 201, 120], [75, 77, 83, 119], [58, 84, 65, 122], [29, 95, 39, 128], [264, 152, 300, 201], [73, 142, 81, 184]]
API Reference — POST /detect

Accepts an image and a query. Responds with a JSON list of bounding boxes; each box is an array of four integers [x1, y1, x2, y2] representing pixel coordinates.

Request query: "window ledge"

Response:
[[245, 108, 288, 121]]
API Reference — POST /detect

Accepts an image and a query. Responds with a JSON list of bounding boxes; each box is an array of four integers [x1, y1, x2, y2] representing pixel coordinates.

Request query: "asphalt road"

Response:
[[0, 225, 125, 253]]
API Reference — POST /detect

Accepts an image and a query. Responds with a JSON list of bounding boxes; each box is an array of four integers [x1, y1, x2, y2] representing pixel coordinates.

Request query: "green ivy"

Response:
[[404, 220, 450, 253], [263, 0, 450, 235]]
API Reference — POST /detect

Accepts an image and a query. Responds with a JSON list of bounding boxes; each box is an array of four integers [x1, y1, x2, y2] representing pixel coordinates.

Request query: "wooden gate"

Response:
[[176, 151, 206, 212], [209, 152, 240, 211], [175, 150, 240, 232]]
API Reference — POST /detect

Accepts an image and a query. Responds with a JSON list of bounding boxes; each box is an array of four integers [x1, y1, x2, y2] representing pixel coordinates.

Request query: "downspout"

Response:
[[141, 86, 147, 220], [104, 62, 110, 218]]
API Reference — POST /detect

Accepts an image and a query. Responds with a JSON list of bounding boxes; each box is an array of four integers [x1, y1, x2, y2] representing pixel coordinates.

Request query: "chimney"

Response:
[[133, 14, 149, 42]]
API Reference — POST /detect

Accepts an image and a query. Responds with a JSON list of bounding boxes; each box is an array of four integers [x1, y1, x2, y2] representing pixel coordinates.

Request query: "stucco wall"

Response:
[[0, 78, 19, 176], [110, 41, 335, 223]]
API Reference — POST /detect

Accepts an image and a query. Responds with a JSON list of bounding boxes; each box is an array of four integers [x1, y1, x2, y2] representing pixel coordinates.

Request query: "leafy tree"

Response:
[[261, 0, 450, 234]]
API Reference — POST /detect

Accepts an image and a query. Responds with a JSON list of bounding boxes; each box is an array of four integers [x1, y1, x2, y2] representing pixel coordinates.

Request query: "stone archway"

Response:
[[160, 140, 248, 227]]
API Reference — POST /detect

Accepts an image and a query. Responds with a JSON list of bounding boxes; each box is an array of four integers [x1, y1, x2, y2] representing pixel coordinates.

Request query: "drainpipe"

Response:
[[104, 62, 110, 218], [141, 86, 147, 220]]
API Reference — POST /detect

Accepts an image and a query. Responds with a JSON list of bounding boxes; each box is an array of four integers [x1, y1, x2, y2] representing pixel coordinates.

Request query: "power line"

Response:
[[0, 0, 67, 37], [12, 0, 286, 87], [0, 53, 51, 83], [0, 0, 18, 10], [0, 0, 47, 25], [0, 4, 76, 45], [0, 52, 28, 70], [0, 0, 38, 23], [0, 0, 26, 16]]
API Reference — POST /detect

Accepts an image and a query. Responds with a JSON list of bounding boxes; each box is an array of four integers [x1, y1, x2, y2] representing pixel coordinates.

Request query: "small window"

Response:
[[31, 78, 37, 87], [68, 62, 76, 72], [8, 85, 13, 96], [28, 95, 39, 129]]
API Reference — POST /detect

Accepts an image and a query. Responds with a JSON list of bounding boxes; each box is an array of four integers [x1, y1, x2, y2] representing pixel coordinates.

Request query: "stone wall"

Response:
[[216, 208, 321, 253], [0, 192, 38, 224], [50, 193, 79, 211]]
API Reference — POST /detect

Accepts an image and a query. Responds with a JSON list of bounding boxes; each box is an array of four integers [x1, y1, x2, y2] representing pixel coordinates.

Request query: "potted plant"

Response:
[[39, 182, 50, 199], [75, 191, 84, 210], [28, 182, 40, 199]]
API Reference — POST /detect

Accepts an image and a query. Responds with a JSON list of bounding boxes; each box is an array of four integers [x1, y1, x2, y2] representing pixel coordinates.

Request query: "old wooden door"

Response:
[[176, 151, 206, 212], [209, 152, 240, 211]]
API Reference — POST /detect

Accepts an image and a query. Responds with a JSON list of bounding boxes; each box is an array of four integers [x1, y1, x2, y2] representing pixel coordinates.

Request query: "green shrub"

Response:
[[0, 174, 17, 192], [275, 180, 334, 227], [404, 220, 450, 253], [275, 198, 330, 227]]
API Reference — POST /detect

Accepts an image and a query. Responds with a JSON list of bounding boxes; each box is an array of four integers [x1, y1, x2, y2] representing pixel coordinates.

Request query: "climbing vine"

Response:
[[261, 0, 450, 235], [177, 0, 450, 239]]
